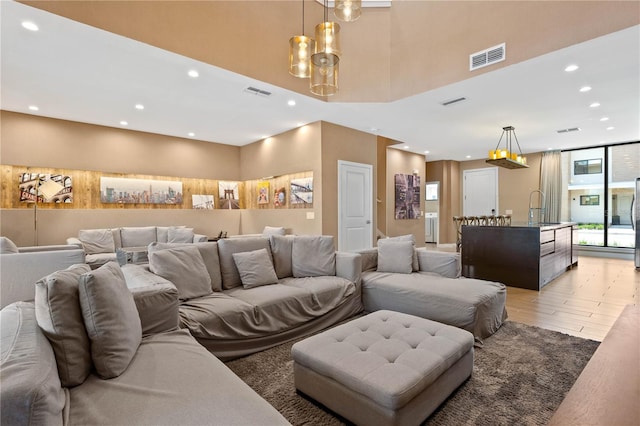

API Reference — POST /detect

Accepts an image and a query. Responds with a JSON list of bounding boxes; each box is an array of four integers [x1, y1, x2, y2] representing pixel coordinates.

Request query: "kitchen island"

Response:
[[461, 222, 577, 290]]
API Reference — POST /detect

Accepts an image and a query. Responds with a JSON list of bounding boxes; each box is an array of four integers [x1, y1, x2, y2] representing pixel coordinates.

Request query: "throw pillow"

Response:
[[377, 239, 414, 274], [78, 229, 115, 254], [78, 262, 142, 379], [292, 235, 336, 278], [120, 226, 156, 248], [35, 263, 93, 387], [148, 245, 212, 300], [149, 241, 223, 292], [217, 237, 272, 290], [262, 226, 286, 236], [168, 227, 194, 243], [232, 248, 279, 289], [387, 234, 419, 271], [0, 236, 19, 254]]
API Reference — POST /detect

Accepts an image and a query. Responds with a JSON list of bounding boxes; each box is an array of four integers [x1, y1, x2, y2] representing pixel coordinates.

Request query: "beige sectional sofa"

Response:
[[129, 235, 363, 360], [67, 225, 207, 268], [0, 264, 289, 425], [359, 240, 507, 340]]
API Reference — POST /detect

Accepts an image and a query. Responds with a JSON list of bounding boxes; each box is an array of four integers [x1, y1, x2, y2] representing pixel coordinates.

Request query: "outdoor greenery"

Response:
[[577, 223, 605, 230]]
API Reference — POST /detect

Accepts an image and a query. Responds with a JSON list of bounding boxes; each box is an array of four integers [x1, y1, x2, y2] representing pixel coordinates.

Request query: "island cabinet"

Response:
[[461, 223, 578, 290]]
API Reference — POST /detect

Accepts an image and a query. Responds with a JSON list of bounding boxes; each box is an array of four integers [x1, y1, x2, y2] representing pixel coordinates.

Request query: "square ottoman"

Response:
[[291, 310, 474, 426]]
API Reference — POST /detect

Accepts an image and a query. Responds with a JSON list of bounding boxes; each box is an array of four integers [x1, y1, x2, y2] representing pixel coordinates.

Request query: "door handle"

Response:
[[366, 220, 371, 224]]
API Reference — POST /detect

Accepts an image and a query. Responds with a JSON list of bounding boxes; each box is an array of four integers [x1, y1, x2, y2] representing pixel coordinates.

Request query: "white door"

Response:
[[338, 160, 373, 251], [463, 167, 498, 216]]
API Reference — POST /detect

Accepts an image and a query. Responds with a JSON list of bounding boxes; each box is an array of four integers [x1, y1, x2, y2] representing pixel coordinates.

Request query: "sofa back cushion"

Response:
[[1, 302, 66, 425], [79, 262, 142, 379], [78, 229, 116, 254], [377, 239, 414, 274], [168, 227, 194, 243], [269, 235, 294, 279], [292, 235, 336, 278], [35, 264, 92, 387], [120, 226, 157, 248], [149, 242, 222, 292], [148, 246, 213, 300], [217, 237, 272, 290], [0, 236, 19, 254]]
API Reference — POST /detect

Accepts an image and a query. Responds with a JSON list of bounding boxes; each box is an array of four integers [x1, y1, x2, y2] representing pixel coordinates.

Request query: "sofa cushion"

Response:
[[292, 235, 335, 278], [156, 226, 178, 243], [269, 234, 294, 279], [232, 248, 279, 289], [168, 227, 194, 243], [386, 234, 419, 271], [377, 239, 414, 274], [262, 226, 286, 236], [78, 229, 115, 254], [79, 262, 142, 379], [417, 249, 461, 279], [149, 242, 222, 292], [0, 236, 19, 254], [217, 237, 272, 290], [148, 245, 212, 300], [34, 264, 92, 387], [1, 302, 66, 426], [120, 226, 157, 248]]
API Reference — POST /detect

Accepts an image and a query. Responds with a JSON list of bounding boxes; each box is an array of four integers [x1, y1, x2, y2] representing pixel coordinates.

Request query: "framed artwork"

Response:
[[257, 181, 270, 205], [192, 194, 215, 209], [219, 181, 240, 209], [425, 182, 439, 201], [19, 173, 73, 203], [273, 187, 287, 207], [394, 174, 421, 219], [100, 177, 182, 204], [290, 177, 313, 205]]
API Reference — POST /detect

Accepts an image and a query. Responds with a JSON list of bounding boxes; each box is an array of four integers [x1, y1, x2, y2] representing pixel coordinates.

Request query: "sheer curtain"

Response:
[[540, 150, 562, 223]]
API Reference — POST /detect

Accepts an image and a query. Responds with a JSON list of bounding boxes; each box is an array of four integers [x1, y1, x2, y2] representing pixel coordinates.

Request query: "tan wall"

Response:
[[320, 122, 378, 243], [385, 148, 426, 247], [459, 152, 543, 225], [426, 159, 460, 245], [25, 1, 640, 102]]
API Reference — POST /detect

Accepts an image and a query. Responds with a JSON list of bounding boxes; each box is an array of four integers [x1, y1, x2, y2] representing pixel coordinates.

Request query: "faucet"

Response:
[[529, 190, 546, 225]]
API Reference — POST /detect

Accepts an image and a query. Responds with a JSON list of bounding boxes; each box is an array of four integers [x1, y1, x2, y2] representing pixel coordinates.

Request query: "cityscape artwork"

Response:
[[394, 174, 420, 219], [100, 177, 183, 204]]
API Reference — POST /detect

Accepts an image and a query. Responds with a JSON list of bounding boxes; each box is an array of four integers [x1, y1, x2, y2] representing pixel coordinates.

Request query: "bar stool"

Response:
[[478, 215, 489, 226], [453, 216, 464, 252]]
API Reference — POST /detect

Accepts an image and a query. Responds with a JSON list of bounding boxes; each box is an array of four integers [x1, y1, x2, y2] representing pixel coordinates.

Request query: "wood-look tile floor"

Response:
[[505, 256, 639, 341]]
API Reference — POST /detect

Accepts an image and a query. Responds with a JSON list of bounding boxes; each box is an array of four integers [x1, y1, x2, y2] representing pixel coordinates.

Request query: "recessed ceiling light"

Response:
[[465, 155, 471, 159], [370, 127, 379, 132], [297, 122, 304, 127], [28, 105, 39, 111], [187, 70, 199, 78], [548, 147, 553, 150], [21, 21, 39, 31], [579, 86, 592, 92], [606, 126, 614, 130], [120, 121, 128, 126], [424, 150, 430, 154], [600, 117, 609, 122], [188, 132, 195, 137], [589, 102, 600, 108], [564, 64, 579, 72], [135, 104, 144, 110], [403, 146, 409, 149], [287, 100, 296, 107]]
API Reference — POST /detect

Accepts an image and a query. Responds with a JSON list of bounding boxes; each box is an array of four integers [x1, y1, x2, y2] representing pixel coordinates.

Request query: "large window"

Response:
[[561, 142, 639, 248]]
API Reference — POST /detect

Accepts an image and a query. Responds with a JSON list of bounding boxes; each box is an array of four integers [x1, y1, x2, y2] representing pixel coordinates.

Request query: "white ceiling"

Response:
[[2, 1, 639, 162]]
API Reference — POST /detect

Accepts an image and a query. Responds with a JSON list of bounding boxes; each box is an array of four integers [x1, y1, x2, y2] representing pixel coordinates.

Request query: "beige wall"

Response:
[[385, 148, 426, 247], [426, 159, 461, 245]]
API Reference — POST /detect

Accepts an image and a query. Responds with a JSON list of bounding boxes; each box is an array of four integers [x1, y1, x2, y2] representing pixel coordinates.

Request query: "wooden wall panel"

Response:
[[243, 171, 313, 210]]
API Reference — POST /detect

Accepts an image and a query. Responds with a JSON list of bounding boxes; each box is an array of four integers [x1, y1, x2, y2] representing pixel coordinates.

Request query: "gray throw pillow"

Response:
[[168, 227, 194, 243], [292, 235, 336, 278], [78, 262, 142, 379], [149, 242, 223, 292], [232, 248, 279, 289], [0, 236, 19, 254], [35, 263, 93, 387], [148, 245, 212, 300], [217, 237, 272, 290], [78, 229, 115, 254], [387, 234, 419, 271], [377, 239, 414, 274]]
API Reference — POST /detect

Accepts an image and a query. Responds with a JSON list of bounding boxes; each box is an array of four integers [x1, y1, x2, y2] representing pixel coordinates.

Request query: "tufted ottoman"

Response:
[[291, 310, 474, 426]]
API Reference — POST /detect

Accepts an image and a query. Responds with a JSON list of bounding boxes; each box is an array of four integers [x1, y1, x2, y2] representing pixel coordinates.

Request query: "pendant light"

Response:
[[310, 0, 340, 96], [289, 0, 316, 78], [486, 126, 529, 169], [334, 0, 361, 22]]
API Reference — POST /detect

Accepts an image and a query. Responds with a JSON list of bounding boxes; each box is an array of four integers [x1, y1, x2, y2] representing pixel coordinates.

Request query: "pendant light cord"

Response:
[[302, 0, 305, 35]]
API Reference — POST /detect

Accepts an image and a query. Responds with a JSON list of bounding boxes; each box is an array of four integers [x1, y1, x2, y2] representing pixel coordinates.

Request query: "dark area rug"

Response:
[[226, 320, 599, 426]]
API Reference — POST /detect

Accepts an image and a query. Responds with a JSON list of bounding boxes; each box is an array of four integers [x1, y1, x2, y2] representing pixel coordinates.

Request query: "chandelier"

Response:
[[486, 126, 529, 169]]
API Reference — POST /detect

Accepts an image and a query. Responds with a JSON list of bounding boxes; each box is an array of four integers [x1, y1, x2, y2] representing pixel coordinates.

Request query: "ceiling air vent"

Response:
[[470, 43, 506, 71], [244, 86, 272, 97], [557, 127, 581, 134], [440, 97, 467, 106]]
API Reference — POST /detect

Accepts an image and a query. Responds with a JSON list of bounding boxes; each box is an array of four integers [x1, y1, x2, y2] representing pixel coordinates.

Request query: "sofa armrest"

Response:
[[416, 248, 461, 278], [19, 244, 80, 253], [66, 237, 83, 248], [121, 264, 180, 335], [335, 252, 362, 285], [193, 233, 208, 243]]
